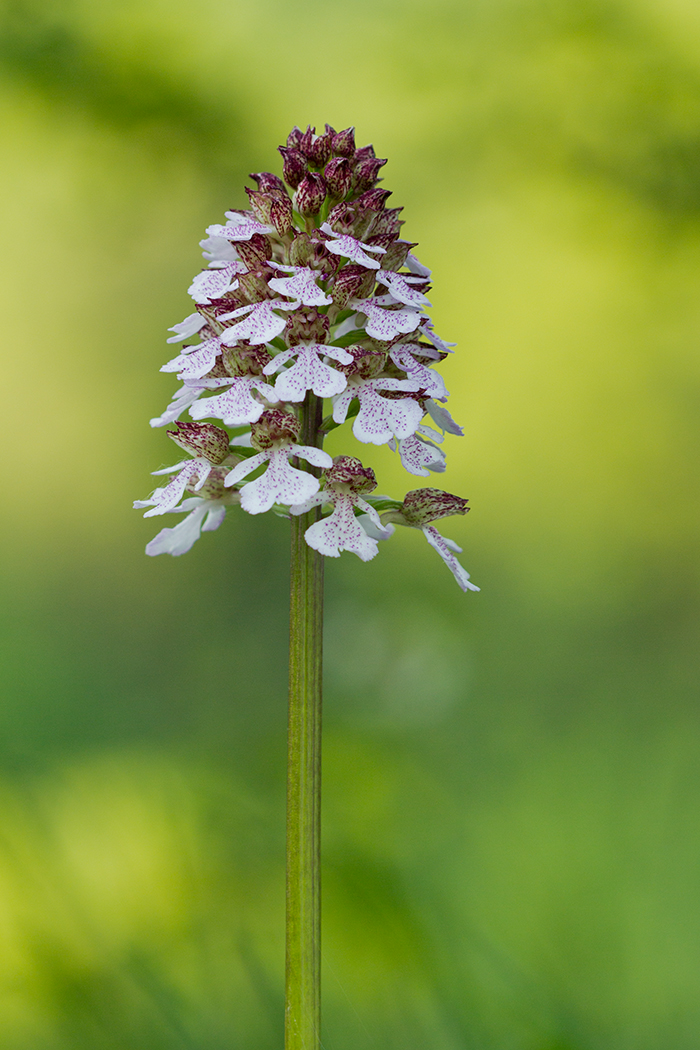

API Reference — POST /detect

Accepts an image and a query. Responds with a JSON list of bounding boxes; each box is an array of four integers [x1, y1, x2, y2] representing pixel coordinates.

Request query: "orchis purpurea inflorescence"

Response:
[[135, 124, 479, 593]]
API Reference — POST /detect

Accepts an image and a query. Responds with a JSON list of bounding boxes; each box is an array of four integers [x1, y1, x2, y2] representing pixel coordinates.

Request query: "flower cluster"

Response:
[[136, 124, 478, 591]]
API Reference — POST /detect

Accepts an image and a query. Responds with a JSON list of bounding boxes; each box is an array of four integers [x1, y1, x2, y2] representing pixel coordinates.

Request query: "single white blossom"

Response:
[[145, 497, 229, 557], [224, 444, 332, 514], [263, 343, 352, 401], [189, 376, 278, 425], [319, 223, 386, 269], [268, 266, 332, 306], [167, 313, 206, 343], [333, 376, 422, 445]]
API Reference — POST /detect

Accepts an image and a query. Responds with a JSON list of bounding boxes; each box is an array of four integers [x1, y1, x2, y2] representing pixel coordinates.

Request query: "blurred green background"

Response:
[[1, 0, 699, 1047]]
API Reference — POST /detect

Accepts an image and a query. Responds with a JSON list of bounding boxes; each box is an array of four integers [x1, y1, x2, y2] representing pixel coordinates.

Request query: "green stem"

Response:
[[286, 393, 324, 1050]]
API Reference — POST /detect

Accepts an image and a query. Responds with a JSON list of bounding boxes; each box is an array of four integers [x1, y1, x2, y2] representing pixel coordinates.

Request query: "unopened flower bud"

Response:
[[278, 146, 308, 190], [284, 307, 330, 346], [167, 421, 230, 463], [251, 409, 300, 451], [354, 144, 376, 160], [336, 345, 386, 379], [296, 173, 326, 217], [246, 188, 293, 235], [235, 233, 273, 269], [222, 343, 272, 377], [380, 239, 416, 271], [289, 232, 327, 268], [331, 264, 375, 308], [352, 156, 388, 194], [324, 455, 377, 494], [324, 157, 352, 200], [249, 171, 288, 195], [237, 269, 274, 302], [370, 207, 404, 240], [287, 126, 304, 149], [299, 125, 316, 156], [355, 188, 392, 212], [400, 488, 470, 526], [332, 127, 356, 157]]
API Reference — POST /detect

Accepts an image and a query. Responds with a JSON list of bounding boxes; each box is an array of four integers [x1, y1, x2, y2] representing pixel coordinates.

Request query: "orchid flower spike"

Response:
[[135, 123, 478, 591]]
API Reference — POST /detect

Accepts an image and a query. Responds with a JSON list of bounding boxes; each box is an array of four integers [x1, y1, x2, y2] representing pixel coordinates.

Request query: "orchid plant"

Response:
[[135, 123, 478, 1050]]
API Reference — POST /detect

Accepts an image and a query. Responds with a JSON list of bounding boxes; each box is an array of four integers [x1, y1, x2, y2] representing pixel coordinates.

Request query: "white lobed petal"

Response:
[[268, 267, 332, 306], [189, 377, 276, 425], [390, 433, 446, 477], [422, 526, 479, 593], [426, 398, 464, 436], [268, 344, 348, 401], [390, 345, 448, 399], [352, 298, 423, 340], [224, 450, 271, 488], [220, 300, 296, 346], [351, 380, 423, 445], [146, 503, 210, 556], [320, 223, 386, 269], [206, 216, 274, 241], [150, 383, 205, 427], [419, 320, 456, 353], [238, 447, 326, 514], [166, 313, 206, 343], [405, 252, 432, 278], [376, 271, 431, 307], [303, 494, 379, 561], [188, 263, 244, 304], [199, 235, 242, 266], [161, 338, 222, 380], [357, 513, 395, 542], [141, 459, 212, 517]]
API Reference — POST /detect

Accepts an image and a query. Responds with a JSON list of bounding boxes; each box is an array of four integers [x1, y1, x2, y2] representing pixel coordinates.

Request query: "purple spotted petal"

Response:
[[161, 338, 222, 380], [189, 376, 276, 425], [389, 346, 447, 399], [188, 263, 244, 304], [269, 344, 348, 401], [376, 271, 431, 307], [220, 300, 296, 346], [352, 381, 423, 445], [206, 216, 274, 241], [320, 224, 386, 269], [352, 299, 422, 340], [268, 267, 332, 306], [422, 526, 479, 592], [167, 313, 206, 343], [238, 448, 323, 514], [304, 493, 379, 561], [141, 459, 212, 517]]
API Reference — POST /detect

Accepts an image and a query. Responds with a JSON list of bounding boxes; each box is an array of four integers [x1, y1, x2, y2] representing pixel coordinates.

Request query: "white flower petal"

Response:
[[189, 377, 276, 425], [220, 300, 295, 346], [224, 451, 270, 488], [419, 320, 456, 353], [422, 526, 479, 592], [304, 495, 378, 561], [150, 383, 205, 427], [390, 345, 448, 399], [188, 263, 243, 304], [288, 445, 334, 470], [352, 298, 422, 340], [199, 235, 241, 265], [352, 382, 423, 445], [239, 448, 321, 513], [357, 514, 395, 541], [376, 271, 431, 307], [405, 253, 431, 278], [426, 399, 464, 436], [272, 344, 348, 401], [161, 339, 222, 380], [202, 505, 227, 532], [268, 267, 332, 306], [167, 313, 206, 343], [146, 503, 210, 557], [394, 434, 446, 477], [142, 459, 212, 517], [320, 224, 386, 269], [206, 217, 274, 241]]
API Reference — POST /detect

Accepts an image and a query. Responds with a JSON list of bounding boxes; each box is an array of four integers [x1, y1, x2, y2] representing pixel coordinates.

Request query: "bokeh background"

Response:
[[1, 0, 699, 1047]]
